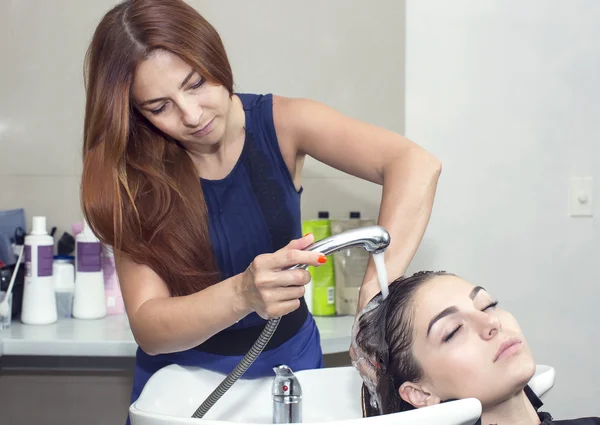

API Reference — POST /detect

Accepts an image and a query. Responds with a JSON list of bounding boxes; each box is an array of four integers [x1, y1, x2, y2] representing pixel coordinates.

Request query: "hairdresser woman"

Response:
[[81, 0, 440, 418]]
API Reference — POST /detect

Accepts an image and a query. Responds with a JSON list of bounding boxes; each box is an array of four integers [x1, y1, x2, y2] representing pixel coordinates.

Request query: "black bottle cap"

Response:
[[14, 227, 25, 245], [57, 232, 76, 256]]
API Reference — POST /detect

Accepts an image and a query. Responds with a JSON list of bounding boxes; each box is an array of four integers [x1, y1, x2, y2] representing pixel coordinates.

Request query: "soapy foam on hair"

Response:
[[351, 294, 385, 413], [350, 253, 388, 413]]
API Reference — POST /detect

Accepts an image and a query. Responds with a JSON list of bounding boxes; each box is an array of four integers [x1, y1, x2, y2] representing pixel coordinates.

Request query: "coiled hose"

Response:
[[191, 317, 281, 418]]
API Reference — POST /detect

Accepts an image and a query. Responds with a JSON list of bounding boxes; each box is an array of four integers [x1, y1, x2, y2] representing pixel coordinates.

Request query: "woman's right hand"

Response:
[[236, 233, 327, 319]]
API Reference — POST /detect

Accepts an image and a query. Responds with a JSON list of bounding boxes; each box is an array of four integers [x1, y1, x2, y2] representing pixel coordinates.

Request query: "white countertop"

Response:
[[0, 314, 355, 358]]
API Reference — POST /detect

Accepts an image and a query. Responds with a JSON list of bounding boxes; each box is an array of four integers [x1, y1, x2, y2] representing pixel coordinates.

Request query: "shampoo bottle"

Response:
[[302, 211, 336, 316], [73, 220, 106, 319], [21, 216, 57, 325]]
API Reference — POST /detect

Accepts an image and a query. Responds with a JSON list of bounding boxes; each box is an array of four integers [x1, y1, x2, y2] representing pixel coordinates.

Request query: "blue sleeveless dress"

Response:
[[126, 93, 324, 422]]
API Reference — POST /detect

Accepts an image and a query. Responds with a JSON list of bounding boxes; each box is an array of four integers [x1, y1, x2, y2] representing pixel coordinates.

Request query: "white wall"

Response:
[[0, 0, 405, 238], [405, 0, 600, 418]]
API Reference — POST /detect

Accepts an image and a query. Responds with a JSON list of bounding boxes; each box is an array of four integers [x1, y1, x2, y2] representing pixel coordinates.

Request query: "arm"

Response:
[[116, 252, 250, 355], [116, 234, 324, 355], [272, 96, 441, 312]]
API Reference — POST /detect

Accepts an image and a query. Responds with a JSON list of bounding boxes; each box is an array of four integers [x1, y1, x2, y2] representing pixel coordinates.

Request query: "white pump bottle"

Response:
[[72, 220, 107, 320], [21, 216, 58, 325]]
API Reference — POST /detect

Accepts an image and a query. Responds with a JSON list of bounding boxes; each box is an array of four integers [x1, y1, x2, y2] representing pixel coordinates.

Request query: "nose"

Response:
[[180, 101, 202, 128], [476, 311, 501, 340]]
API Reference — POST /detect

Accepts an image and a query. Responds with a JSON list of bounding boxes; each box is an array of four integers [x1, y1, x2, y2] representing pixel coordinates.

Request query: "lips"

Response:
[[494, 337, 522, 362], [191, 118, 215, 137]]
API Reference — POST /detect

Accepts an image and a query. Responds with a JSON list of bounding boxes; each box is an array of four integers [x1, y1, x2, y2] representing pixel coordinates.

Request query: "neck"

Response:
[[481, 390, 541, 425]]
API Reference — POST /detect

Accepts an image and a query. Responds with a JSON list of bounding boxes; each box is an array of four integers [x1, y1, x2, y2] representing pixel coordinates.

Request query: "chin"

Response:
[[504, 352, 537, 396], [517, 355, 537, 386], [183, 128, 225, 146], [480, 351, 535, 407]]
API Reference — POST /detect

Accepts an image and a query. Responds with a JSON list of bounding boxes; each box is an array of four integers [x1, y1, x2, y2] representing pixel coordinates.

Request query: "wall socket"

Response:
[[569, 177, 593, 217]]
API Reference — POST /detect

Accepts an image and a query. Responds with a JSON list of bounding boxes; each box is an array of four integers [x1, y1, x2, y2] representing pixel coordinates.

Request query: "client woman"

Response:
[[352, 271, 600, 425]]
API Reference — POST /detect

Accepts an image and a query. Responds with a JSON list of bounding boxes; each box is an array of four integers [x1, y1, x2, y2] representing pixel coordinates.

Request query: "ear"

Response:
[[398, 381, 441, 408]]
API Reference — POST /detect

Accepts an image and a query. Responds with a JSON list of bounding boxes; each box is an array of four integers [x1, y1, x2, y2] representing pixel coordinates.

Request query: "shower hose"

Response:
[[191, 317, 281, 418]]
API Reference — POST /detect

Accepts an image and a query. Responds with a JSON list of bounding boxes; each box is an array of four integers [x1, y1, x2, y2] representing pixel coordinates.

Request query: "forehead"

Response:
[[132, 50, 192, 100], [412, 275, 477, 317], [143, 49, 187, 70]]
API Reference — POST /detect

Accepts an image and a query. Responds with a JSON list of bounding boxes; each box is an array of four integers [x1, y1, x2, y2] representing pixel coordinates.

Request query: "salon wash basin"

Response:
[[129, 364, 555, 425]]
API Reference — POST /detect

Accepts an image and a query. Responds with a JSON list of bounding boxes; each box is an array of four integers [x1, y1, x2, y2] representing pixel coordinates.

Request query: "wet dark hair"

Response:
[[355, 271, 453, 415]]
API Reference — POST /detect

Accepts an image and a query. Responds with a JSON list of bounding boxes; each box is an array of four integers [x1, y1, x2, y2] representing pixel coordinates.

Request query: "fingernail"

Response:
[[304, 232, 312, 238], [318, 255, 327, 264]]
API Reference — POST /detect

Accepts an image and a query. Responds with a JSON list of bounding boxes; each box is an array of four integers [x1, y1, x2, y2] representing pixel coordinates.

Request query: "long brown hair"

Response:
[[81, 0, 233, 296]]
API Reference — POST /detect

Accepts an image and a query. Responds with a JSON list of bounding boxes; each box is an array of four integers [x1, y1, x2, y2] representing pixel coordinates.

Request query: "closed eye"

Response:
[[189, 77, 204, 90], [443, 324, 462, 342], [483, 300, 498, 311], [150, 104, 167, 115]]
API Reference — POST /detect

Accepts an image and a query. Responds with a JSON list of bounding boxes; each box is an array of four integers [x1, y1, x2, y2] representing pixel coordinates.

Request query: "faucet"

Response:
[[287, 225, 391, 271], [272, 365, 302, 424]]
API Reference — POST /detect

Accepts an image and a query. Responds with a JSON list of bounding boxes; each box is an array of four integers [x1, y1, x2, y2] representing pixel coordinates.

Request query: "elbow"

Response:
[[132, 331, 163, 356], [383, 149, 442, 187], [410, 148, 442, 183], [129, 316, 197, 356], [429, 152, 442, 180], [129, 315, 167, 356], [127, 300, 172, 356], [136, 340, 161, 356], [416, 146, 442, 177]]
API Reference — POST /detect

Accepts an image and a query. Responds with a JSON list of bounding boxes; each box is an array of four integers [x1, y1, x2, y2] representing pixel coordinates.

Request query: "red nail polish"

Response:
[[304, 232, 312, 238], [318, 255, 327, 264]]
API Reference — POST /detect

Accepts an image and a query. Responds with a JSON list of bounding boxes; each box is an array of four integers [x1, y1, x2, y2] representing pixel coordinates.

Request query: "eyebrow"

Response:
[[427, 306, 458, 336], [426, 286, 486, 336], [139, 70, 196, 107], [469, 285, 484, 300]]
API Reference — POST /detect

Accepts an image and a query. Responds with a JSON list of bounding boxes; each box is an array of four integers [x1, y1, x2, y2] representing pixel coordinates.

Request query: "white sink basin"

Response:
[[129, 365, 555, 425]]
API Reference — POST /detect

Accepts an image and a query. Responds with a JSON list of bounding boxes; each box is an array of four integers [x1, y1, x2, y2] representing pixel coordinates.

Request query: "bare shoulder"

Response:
[[271, 95, 308, 146], [269, 95, 315, 185], [270, 94, 421, 185], [271, 94, 348, 152], [272, 94, 327, 130], [272, 94, 320, 113]]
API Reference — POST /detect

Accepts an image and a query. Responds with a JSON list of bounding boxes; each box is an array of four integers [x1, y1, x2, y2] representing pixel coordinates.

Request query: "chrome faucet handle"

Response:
[[272, 365, 302, 423], [287, 225, 391, 271]]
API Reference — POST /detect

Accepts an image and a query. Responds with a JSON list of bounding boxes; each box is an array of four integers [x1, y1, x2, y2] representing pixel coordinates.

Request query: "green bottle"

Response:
[[302, 211, 336, 316]]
